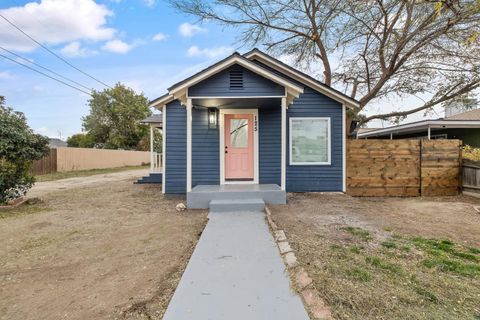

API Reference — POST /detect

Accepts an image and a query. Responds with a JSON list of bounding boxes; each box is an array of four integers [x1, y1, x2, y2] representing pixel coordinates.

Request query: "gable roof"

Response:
[[150, 49, 359, 109], [244, 49, 360, 108], [141, 114, 163, 124], [445, 108, 480, 120]]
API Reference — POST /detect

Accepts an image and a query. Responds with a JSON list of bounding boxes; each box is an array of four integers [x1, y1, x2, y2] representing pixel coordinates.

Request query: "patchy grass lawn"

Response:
[[35, 165, 148, 182], [0, 176, 207, 320], [270, 193, 480, 320]]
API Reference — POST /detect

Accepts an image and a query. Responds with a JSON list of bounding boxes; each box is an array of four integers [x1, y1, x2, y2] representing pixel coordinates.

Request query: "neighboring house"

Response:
[[356, 108, 480, 146], [48, 138, 67, 148], [149, 49, 359, 208]]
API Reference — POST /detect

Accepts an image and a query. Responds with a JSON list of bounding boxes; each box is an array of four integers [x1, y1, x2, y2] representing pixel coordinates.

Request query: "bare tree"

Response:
[[170, 0, 480, 124]]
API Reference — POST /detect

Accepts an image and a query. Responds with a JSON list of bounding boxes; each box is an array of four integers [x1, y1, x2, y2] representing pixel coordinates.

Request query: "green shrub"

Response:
[[0, 97, 49, 204]]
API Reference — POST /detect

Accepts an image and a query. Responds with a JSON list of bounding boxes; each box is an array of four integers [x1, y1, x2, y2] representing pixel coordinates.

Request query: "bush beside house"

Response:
[[0, 97, 49, 204]]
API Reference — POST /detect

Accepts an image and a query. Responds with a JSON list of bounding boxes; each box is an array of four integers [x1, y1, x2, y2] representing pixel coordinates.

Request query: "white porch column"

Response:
[[162, 106, 166, 194], [427, 125, 431, 140], [186, 98, 192, 192], [150, 125, 154, 173], [281, 97, 287, 191]]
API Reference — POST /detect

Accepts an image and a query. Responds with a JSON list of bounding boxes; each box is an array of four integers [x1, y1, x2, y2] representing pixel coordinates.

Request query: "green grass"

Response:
[[469, 247, 480, 254], [35, 165, 148, 182], [342, 226, 373, 241], [347, 267, 372, 282], [350, 245, 364, 254], [366, 256, 402, 273], [381, 241, 397, 249], [275, 203, 480, 320], [412, 285, 439, 303], [411, 236, 480, 276], [0, 203, 50, 219]]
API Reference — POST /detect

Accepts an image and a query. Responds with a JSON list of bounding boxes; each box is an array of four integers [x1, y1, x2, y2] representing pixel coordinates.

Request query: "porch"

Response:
[[187, 184, 286, 210], [136, 114, 163, 184]]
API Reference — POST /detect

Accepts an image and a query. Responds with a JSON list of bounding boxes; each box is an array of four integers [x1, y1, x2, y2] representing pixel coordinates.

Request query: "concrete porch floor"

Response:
[[187, 184, 286, 209]]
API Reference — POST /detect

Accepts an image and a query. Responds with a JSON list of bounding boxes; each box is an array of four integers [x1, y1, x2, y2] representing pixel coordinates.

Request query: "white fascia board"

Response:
[[149, 94, 174, 109], [358, 120, 480, 138], [170, 56, 304, 98], [245, 51, 360, 109]]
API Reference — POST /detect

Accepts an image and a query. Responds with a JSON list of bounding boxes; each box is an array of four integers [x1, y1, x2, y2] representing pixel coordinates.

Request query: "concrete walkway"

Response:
[[163, 210, 309, 320]]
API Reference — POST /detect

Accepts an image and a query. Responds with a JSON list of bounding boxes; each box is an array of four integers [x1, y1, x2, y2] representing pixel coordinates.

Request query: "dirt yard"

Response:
[[0, 171, 207, 320], [270, 193, 480, 320]]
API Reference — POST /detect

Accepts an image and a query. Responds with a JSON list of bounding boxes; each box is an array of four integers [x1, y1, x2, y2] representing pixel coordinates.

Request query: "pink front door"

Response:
[[224, 114, 254, 180]]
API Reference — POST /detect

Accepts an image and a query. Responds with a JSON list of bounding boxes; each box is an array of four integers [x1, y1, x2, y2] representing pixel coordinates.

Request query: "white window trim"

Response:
[[289, 117, 331, 166], [219, 109, 259, 185]]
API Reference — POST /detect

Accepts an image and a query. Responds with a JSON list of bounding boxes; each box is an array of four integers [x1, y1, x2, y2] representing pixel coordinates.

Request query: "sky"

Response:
[[0, 0, 445, 139]]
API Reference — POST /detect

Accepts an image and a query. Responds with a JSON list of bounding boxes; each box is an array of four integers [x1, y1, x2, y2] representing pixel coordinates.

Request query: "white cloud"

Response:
[[179, 22, 206, 37], [60, 41, 95, 57], [152, 32, 167, 41], [187, 45, 233, 59], [101, 39, 134, 54], [143, 0, 156, 7], [0, 0, 116, 52], [0, 71, 15, 79], [33, 85, 44, 92]]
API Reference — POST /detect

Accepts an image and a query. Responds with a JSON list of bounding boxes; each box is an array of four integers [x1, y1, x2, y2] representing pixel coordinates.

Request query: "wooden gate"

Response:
[[30, 148, 57, 175], [347, 139, 461, 197]]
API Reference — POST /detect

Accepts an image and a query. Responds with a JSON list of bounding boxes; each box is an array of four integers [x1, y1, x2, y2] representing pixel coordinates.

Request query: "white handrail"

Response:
[[152, 152, 163, 173]]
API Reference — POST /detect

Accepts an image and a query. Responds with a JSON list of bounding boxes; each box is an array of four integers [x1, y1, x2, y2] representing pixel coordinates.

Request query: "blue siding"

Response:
[[286, 87, 343, 192], [259, 107, 281, 185], [189, 65, 285, 97], [163, 59, 344, 194], [165, 100, 186, 194], [192, 107, 220, 187]]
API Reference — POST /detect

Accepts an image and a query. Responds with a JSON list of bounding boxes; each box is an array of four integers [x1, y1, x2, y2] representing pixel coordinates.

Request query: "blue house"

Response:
[[150, 49, 359, 209]]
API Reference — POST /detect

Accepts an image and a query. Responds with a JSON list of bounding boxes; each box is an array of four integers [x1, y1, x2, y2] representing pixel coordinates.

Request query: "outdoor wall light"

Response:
[[208, 108, 218, 129]]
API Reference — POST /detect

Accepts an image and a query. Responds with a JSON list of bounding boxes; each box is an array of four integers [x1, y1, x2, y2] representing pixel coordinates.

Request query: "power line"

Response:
[[0, 46, 92, 91], [0, 53, 92, 96], [0, 12, 113, 89]]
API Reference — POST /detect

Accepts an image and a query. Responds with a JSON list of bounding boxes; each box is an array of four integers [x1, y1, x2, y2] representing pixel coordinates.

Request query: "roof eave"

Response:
[[167, 54, 304, 99], [244, 49, 360, 108], [357, 120, 480, 138], [149, 94, 174, 109]]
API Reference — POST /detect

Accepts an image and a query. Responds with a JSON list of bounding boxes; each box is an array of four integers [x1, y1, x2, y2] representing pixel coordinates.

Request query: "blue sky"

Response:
[[0, 0, 239, 138], [0, 0, 443, 139]]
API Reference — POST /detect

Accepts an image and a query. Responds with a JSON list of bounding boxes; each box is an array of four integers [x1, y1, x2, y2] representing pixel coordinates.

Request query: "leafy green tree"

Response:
[[66, 133, 95, 148], [137, 128, 163, 152], [82, 83, 151, 150], [0, 96, 49, 204]]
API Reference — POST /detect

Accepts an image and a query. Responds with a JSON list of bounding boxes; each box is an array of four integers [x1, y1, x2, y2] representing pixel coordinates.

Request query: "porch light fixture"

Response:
[[208, 108, 218, 129]]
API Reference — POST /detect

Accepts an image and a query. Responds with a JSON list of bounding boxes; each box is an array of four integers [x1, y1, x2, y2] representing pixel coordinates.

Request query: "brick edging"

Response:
[[265, 206, 333, 320]]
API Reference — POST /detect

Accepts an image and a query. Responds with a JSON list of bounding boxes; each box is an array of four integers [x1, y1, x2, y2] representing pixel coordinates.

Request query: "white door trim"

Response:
[[219, 109, 259, 185]]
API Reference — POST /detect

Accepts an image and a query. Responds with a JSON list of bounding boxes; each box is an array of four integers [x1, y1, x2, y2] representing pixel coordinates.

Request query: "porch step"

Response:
[[209, 198, 265, 212], [187, 184, 286, 209], [134, 173, 162, 184]]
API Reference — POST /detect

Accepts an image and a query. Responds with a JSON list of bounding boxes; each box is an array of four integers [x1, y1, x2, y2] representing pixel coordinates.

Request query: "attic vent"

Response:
[[229, 70, 244, 90]]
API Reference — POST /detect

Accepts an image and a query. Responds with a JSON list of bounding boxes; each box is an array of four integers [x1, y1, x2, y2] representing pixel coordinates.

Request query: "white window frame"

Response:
[[289, 117, 331, 166]]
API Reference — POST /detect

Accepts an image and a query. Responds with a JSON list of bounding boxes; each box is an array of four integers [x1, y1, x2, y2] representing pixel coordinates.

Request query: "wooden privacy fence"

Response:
[[347, 139, 462, 197], [462, 161, 480, 192], [30, 147, 151, 175], [30, 148, 57, 175]]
